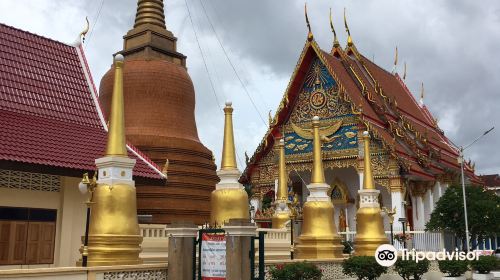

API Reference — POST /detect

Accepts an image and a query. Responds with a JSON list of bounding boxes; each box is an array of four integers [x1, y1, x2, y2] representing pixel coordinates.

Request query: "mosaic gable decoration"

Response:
[[289, 58, 352, 124], [286, 58, 357, 156]]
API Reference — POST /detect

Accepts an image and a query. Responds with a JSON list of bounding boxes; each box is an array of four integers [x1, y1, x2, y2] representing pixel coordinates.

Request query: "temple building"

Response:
[[98, 0, 218, 224], [0, 23, 165, 267], [480, 174, 500, 196], [241, 16, 478, 232]]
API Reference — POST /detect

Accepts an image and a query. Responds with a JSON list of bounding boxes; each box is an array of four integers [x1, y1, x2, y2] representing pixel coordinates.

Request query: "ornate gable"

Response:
[[284, 58, 358, 159]]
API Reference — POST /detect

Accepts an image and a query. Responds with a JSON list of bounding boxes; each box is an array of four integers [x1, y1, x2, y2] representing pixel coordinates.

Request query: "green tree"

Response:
[[426, 184, 500, 248]]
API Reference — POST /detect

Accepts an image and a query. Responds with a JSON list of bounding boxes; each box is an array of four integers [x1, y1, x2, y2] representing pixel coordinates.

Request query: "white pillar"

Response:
[[390, 190, 404, 230], [424, 189, 433, 224], [414, 196, 425, 230], [433, 182, 441, 205]]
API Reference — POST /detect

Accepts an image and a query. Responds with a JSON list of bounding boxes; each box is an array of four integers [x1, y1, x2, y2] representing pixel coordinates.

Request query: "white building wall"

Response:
[[0, 174, 86, 269]]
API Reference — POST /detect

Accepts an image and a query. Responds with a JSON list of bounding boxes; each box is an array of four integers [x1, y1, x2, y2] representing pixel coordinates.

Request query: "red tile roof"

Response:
[[479, 174, 500, 187], [243, 38, 478, 183], [0, 23, 164, 179]]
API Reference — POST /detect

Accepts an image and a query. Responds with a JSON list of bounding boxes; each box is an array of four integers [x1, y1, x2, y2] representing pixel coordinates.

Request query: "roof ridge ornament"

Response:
[[305, 3, 313, 41], [403, 62, 407, 80], [343, 8, 353, 47], [391, 46, 398, 74], [329, 8, 340, 48], [72, 17, 89, 47], [419, 82, 425, 107]]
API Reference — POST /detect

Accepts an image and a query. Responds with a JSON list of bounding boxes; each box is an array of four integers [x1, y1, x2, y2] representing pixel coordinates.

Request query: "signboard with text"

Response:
[[200, 233, 226, 280]]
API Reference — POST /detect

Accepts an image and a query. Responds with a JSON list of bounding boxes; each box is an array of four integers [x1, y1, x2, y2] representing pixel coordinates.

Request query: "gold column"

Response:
[[272, 138, 291, 229], [221, 102, 237, 171], [105, 56, 127, 157], [354, 131, 388, 256], [294, 116, 343, 259], [79, 54, 142, 266], [210, 102, 249, 225]]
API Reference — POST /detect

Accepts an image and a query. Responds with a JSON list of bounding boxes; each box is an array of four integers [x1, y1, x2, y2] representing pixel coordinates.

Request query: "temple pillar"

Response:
[[424, 186, 434, 224], [390, 190, 404, 231], [413, 195, 425, 229], [224, 219, 256, 280], [166, 222, 198, 280]]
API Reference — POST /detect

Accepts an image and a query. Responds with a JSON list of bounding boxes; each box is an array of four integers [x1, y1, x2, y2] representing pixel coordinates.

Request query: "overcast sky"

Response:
[[1, 0, 499, 175]]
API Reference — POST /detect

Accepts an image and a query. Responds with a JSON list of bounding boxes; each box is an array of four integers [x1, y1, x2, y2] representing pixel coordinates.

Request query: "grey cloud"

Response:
[[0, 0, 498, 174]]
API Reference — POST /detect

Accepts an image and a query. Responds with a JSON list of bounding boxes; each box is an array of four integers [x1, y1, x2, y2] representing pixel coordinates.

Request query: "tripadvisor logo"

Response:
[[375, 244, 398, 267], [375, 244, 481, 267]]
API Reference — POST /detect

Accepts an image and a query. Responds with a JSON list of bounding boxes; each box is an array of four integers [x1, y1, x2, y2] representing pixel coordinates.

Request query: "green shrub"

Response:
[[342, 256, 387, 280], [471, 255, 498, 274], [394, 259, 430, 280], [438, 259, 469, 277], [269, 261, 322, 280]]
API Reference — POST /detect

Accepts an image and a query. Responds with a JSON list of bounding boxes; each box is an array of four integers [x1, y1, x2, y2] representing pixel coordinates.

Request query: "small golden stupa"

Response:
[[354, 131, 389, 256], [294, 116, 343, 259], [210, 102, 250, 225], [80, 54, 142, 266], [272, 138, 291, 229]]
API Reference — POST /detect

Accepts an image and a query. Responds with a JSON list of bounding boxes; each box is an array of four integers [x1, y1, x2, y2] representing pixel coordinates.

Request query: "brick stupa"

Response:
[[99, 0, 218, 223]]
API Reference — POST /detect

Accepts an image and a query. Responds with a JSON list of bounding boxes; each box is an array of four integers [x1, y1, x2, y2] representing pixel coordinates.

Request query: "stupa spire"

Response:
[[134, 0, 166, 29], [272, 138, 291, 229], [105, 54, 127, 157], [354, 130, 389, 255], [362, 131, 375, 189], [311, 116, 326, 184], [221, 101, 238, 170], [277, 138, 288, 200]]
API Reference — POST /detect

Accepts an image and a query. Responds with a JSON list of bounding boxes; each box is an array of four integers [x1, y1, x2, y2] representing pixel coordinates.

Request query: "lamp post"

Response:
[[456, 127, 494, 252], [78, 172, 97, 267], [383, 207, 396, 245]]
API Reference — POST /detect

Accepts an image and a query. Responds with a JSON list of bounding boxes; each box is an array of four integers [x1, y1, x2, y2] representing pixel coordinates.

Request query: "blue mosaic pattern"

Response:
[[284, 124, 358, 155], [285, 58, 358, 155]]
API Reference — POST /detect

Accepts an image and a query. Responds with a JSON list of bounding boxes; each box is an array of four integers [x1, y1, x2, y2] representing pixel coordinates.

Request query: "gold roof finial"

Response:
[[362, 131, 375, 190], [221, 101, 238, 170], [311, 116, 326, 184], [403, 62, 407, 80], [305, 3, 313, 41], [277, 138, 288, 201], [391, 46, 398, 74], [419, 82, 425, 106], [80, 17, 90, 43], [134, 0, 166, 29], [330, 8, 340, 48], [344, 8, 353, 46], [394, 46, 398, 67], [268, 110, 273, 127], [105, 54, 128, 157]]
